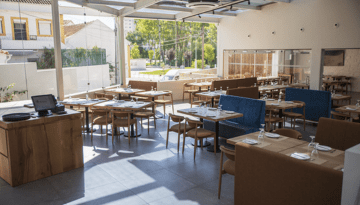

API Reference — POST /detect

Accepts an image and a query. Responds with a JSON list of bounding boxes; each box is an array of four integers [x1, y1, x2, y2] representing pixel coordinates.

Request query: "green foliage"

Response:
[[36, 47, 55, 69], [131, 43, 140, 59], [204, 44, 215, 66], [191, 60, 206, 69], [140, 69, 171, 75], [160, 62, 165, 68], [148, 50, 154, 63], [0, 83, 27, 102]]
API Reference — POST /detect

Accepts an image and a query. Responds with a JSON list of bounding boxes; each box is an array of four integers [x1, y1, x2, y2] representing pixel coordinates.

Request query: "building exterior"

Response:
[[124, 18, 135, 36]]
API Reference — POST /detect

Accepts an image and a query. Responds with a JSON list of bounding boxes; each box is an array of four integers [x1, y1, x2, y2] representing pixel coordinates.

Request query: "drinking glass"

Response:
[[227, 86, 229, 90], [218, 104, 223, 114], [131, 97, 134, 102], [86, 93, 89, 101], [258, 133, 264, 145], [208, 87, 211, 93], [154, 88, 157, 92], [215, 88, 217, 92], [151, 86, 153, 91], [311, 143, 319, 160], [113, 95, 116, 101], [307, 136, 315, 153], [356, 100, 360, 108], [254, 83, 256, 87], [220, 86, 222, 92], [259, 124, 265, 142], [128, 85, 131, 89]]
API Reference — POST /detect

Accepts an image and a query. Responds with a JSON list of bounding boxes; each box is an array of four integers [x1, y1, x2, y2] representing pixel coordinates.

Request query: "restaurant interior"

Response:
[[0, 0, 359, 204]]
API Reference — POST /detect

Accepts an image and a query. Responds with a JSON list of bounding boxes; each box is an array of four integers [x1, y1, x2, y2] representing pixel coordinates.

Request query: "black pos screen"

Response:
[[31, 94, 56, 112]]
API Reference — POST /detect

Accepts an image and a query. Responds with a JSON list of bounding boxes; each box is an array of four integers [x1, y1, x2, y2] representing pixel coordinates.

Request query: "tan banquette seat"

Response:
[[235, 142, 343, 205], [315, 117, 360, 151], [211, 77, 257, 90], [226, 87, 259, 99]]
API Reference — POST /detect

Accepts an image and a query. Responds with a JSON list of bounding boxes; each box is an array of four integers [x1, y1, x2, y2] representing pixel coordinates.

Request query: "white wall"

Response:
[[217, 0, 360, 90], [65, 20, 116, 66], [0, 63, 110, 101]]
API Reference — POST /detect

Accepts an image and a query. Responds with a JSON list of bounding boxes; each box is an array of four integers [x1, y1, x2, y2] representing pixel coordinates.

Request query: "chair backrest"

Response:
[[220, 146, 235, 161], [316, 117, 360, 151], [169, 113, 184, 123], [226, 87, 259, 99], [111, 110, 133, 118], [272, 128, 302, 139], [211, 78, 257, 90], [185, 118, 202, 129], [219, 95, 265, 133], [235, 142, 343, 205], [94, 92, 105, 98], [128, 80, 157, 91], [285, 88, 331, 121]]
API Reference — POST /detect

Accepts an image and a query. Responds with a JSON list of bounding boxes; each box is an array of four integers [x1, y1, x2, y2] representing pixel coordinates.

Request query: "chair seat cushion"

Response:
[[134, 112, 154, 117], [113, 119, 137, 126], [185, 89, 198, 93], [223, 159, 235, 175], [94, 116, 112, 125], [283, 112, 303, 117], [170, 123, 193, 132], [187, 128, 214, 138]]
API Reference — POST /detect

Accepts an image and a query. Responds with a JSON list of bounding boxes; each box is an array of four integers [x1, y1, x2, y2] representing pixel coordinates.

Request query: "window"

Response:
[[0, 16, 5, 36], [11, 17, 29, 40], [36, 19, 52, 37]]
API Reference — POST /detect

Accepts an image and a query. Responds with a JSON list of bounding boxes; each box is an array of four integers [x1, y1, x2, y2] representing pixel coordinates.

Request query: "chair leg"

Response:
[[135, 123, 138, 141], [101, 126, 103, 135], [112, 126, 114, 143], [172, 101, 174, 114], [140, 117, 143, 127], [166, 129, 170, 148], [106, 124, 108, 141], [148, 117, 150, 134], [213, 135, 217, 154], [128, 125, 131, 144], [194, 138, 197, 160], [163, 104, 166, 119], [218, 151, 224, 199], [153, 115, 156, 128], [177, 131, 181, 152], [303, 118, 306, 131], [182, 136, 186, 153], [91, 122, 94, 140]]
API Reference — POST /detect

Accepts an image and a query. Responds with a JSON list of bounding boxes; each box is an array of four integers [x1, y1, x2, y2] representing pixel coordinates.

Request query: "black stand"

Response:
[[37, 110, 52, 117], [207, 121, 220, 153]]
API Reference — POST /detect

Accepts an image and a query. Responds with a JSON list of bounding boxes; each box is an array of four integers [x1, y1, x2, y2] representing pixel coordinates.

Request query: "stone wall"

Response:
[[323, 49, 360, 92]]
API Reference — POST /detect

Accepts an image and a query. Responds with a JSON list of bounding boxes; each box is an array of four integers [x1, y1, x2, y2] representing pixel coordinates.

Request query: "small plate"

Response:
[[208, 108, 217, 111], [285, 101, 294, 104], [188, 109, 198, 113], [271, 103, 280, 106], [136, 101, 144, 104], [225, 111, 235, 114], [242, 139, 258, 145], [290, 153, 310, 160], [265, 133, 280, 138], [126, 105, 133, 108], [267, 99, 275, 101], [317, 145, 332, 151]]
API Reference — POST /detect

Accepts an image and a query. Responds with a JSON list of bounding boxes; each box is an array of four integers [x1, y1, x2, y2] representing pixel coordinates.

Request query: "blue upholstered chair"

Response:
[[285, 88, 331, 122], [204, 95, 266, 139]]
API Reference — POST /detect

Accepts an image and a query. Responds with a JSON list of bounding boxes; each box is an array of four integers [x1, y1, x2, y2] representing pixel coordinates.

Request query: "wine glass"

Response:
[[220, 86, 222, 92], [307, 136, 315, 153], [227, 86, 229, 90], [128, 84, 131, 89], [154, 88, 157, 92], [151, 86, 153, 91], [254, 83, 256, 87], [131, 97, 134, 102], [215, 88, 217, 92], [356, 100, 360, 108], [311, 143, 319, 160], [113, 95, 116, 101]]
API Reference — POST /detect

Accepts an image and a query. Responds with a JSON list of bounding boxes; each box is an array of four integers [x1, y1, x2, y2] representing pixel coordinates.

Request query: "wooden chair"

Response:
[[111, 110, 137, 144], [218, 146, 235, 199], [283, 101, 306, 130], [191, 92, 211, 108], [272, 128, 302, 139], [91, 108, 112, 141], [265, 109, 283, 132], [134, 102, 156, 134], [94, 92, 106, 99], [154, 90, 174, 118], [331, 111, 351, 121], [183, 83, 198, 102], [182, 118, 216, 160], [166, 114, 194, 152]]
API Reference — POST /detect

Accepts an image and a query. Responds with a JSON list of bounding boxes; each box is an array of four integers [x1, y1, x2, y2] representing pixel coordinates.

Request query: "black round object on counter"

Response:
[[2, 113, 31, 121]]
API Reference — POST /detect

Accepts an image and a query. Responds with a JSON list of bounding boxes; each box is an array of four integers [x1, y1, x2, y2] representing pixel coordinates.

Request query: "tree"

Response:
[[148, 50, 154, 63], [166, 48, 175, 67], [131, 43, 140, 59], [155, 48, 160, 64], [183, 50, 192, 67], [204, 44, 215, 66]]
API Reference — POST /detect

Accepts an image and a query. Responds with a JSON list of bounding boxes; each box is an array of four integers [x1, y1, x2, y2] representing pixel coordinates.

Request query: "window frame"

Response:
[[11, 17, 29, 40], [0, 16, 5, 36], [36, 18, 53, 37]]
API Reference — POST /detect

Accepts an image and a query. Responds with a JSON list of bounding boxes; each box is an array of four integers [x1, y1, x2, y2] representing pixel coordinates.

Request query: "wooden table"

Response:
[[228, 131, 344, 170], [335, 105, 360, 121], [290, 83, 310, 89], [188, 82, 212, 91], [59, 99, 106, 132], [263, 99, 303, 128], [0, 107, 83, 186], [331, 94, 351, 108], [105, 88, 145, 100], [178, 108, 243, 152], [196, 91, 226, 107], [258, 85, 288, 92], [135, 91, 172, 118], [93, 101, 152, 137]]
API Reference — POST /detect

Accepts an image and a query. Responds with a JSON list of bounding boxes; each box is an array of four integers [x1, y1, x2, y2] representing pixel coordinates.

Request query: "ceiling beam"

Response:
[[266, 0, 289, 2], [148, 5, 237, 17], [175, 0, 248, 20], [65, 0, 120, 15], [120, 0, 161, 16], [126, 11, 220, 23], [84, 0, 135, 7]]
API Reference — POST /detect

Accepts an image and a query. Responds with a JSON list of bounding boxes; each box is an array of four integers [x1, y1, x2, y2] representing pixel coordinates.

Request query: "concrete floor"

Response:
[[0, 100, 318, 205]]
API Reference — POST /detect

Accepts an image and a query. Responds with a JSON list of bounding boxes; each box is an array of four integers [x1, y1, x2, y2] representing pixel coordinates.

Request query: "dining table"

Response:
[[258, 84, 288, 92], [335, 105, 360, 121], [105, 88, 145, 100], [188, 82, 212, 91], [331, 94, 351, 108], [227, 131, 344, 170], [195, 90, 227, 107], [59, 98, 106, 132], [262, 99, 304, 128], [178, 107, 243, 152], [289, 83, 310, 89], [135, 90, 172, 118], [92, 100, 152, 137]]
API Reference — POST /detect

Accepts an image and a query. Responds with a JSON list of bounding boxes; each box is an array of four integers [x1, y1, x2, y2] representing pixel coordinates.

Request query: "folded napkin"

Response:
[[285, 101, 294, 104], [242, 139, 258, 145], [270, 103, 280, 106], [290, 153, 310, 160], [346, 107, 357, 111], [265, 133, 280, 138]]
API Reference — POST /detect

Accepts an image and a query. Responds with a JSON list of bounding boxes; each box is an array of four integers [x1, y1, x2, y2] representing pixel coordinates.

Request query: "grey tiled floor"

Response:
[[0, 100, 317, 205]]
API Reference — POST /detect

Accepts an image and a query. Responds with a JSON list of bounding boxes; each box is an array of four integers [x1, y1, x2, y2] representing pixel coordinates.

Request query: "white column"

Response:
[[116, 16, 126, 86], [309, 48, 323, 90], [51, 0, 64, 100]]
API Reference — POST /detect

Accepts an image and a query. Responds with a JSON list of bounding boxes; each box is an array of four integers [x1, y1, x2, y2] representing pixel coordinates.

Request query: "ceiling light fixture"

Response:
[[186, 0, 220, 9]]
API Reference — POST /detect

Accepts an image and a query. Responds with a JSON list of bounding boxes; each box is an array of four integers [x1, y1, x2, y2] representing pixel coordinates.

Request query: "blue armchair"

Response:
[[204, 95, 266, 138], [285, 88, 331, 121]]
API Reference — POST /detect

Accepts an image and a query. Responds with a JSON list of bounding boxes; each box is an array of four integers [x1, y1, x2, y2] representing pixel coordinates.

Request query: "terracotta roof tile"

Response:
[[64, 21, 94, 38]]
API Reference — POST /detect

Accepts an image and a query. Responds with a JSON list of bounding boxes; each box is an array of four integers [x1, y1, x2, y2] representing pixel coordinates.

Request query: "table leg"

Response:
[[278, 109, 283, 128], [118, 94, 121, 100], [206, 121, 220, 153], [85, 107, 90, 132], [211, 98, 214, 108], [191, 118, 210, 147]]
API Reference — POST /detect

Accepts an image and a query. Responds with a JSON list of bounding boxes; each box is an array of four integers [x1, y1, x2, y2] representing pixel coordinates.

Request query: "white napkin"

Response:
[[285, 101, 294, 104], [317, 145, 332, 151], [265, 133, 280, 138], [271, 103, 280, 106], [346, 107, 357, 111], [242, 139, 258, 145], [290, 153, 310, 160]]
